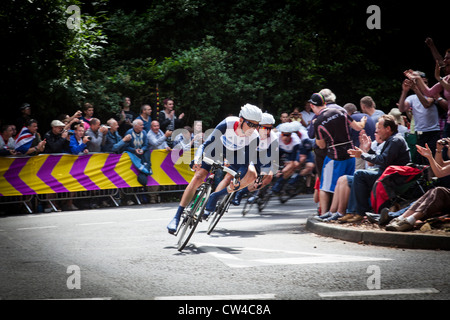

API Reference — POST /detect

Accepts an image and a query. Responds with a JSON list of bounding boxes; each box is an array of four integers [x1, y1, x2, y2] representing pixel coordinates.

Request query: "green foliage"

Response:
[[157, 37, 232, 127], [2, 0, 420, 131]]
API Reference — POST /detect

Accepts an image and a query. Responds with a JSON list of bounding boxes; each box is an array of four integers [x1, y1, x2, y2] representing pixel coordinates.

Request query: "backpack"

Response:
[[370, 165, 428, 214]]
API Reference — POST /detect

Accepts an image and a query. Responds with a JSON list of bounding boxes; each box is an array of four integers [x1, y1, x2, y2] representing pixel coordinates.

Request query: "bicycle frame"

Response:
[[176, 156, 239, 251]]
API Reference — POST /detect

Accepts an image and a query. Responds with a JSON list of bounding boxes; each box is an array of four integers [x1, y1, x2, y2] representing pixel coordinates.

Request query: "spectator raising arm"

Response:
[[416, 140, 450, 178]]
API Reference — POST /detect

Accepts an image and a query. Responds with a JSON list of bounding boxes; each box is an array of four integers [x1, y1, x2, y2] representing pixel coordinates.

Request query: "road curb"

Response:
[[305, 218, 450, 251]]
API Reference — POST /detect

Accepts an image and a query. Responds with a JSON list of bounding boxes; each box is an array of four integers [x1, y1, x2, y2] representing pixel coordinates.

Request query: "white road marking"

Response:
[[76, 222, 116, 226], [318, 288, 439, 298], [16, 226, 57, 231], [42, 297, 113, 300], [194, 242, 392, 268], [134, 218, 168, 222], [154, 293, 276, 300]]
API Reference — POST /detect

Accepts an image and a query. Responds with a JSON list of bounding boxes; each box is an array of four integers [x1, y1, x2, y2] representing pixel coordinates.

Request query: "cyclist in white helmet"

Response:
[[232, 112, 280, 205], [167, 103, 263, 234]]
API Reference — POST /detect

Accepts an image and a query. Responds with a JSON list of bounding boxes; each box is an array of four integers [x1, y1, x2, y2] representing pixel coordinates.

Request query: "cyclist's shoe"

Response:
[[202, 210, 212, 220], [271, 178, 286, 194], [287, 173, 299, 185], [167, 217, 180, 235], [247, 195, 257, 204], [231, 189, 246, 206]]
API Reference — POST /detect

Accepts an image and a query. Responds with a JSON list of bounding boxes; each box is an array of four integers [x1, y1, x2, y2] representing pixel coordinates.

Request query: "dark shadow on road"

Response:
[[197, 229, 264, 238], [163, 244, 204, 256]]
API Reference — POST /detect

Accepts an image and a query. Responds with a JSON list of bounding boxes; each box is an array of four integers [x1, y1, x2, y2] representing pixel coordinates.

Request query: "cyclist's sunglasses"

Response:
[[282, 132, 292, 136], [243, 118, 259, 128], [259, 125, 273, 131]]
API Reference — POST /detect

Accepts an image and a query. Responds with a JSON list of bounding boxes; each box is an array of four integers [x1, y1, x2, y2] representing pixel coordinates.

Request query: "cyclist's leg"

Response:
[[232, 164, 261, 205], [203, 173, 232, 217], [283, 160, 299, 179], [273, 160, 295, 192], [180, 168, 209, 207], [259, 172, 274, 188], [167, 164, 209, 233], [207, 164, 257, 210], [233, 164, 257, 190], [300, 150, 315, 175]]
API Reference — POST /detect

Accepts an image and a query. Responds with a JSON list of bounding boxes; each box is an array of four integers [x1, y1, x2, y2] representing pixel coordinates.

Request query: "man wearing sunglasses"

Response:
[[167, 104, 263, 234], [232, 113, 279, 205], [271, 122, 302, 193]]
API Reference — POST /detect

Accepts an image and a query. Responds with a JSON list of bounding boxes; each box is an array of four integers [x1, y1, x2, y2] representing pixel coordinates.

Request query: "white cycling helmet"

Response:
[[290, 121, 302, 131], [260, 113, 275, 126], [278, 122, 293, 133], [239, 103, 263, 122]]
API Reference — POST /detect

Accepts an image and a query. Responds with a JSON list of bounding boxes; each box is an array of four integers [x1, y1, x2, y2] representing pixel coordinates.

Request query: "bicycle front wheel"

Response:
[[177, 184, 211, 251]]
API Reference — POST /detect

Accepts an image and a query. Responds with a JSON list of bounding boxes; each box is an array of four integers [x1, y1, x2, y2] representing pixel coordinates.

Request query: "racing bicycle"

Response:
[[175, 157, 240, 251], [240, 176, 272, 216]]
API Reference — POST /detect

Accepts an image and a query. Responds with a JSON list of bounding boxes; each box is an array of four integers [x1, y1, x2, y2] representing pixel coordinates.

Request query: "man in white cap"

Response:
[[43, 120, 70, 153]]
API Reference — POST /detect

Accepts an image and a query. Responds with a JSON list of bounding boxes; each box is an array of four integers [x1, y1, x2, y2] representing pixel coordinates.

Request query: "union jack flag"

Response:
[[15, 126, 35, 154]]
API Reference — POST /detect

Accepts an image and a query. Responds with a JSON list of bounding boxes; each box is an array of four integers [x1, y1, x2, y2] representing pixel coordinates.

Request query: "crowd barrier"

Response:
[[0, 149, 195, 213]]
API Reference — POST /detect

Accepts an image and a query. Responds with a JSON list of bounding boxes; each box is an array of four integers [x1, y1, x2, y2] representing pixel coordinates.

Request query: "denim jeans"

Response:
[[388, 202, 414, 218], [347, 169, 382, 216]]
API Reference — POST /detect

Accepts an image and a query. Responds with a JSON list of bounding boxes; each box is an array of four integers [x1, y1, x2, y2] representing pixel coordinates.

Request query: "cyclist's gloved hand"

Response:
[[227, 178, 241, 192]]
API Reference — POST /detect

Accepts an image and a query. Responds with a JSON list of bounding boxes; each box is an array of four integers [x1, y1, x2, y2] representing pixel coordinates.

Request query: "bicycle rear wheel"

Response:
[[278, 181, 299, 204], [177, 184, 211, 251], [242, 191, 257, 216], [207, 192, 233, 235], [257, 185, 271, 212]]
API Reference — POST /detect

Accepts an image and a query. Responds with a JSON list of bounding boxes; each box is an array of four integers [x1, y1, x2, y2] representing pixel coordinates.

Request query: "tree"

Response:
[[3, 0, 444, 130], [0, 0, 107, 130], [157, 37, 233, 127]]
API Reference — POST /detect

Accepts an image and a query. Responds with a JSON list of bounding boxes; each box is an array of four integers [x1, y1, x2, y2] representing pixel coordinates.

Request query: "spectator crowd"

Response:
[[1, 37, 450, 235], [0, 97, 194, 211]]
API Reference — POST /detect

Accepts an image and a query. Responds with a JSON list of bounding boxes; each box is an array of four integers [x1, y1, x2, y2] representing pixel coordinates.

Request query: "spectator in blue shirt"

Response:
[[136, 104, 152, 133], [147, 120, 172, 151], [69, 123, 90, 154], [102, 118, 131, 153], [123, 119, 151, 175]]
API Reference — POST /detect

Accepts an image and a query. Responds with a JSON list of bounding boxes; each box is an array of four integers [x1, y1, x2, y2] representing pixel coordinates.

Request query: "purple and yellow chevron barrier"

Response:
[[0, 149, 195, 196]]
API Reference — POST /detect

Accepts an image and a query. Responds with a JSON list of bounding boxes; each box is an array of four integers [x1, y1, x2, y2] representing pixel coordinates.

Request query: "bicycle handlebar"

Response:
[[203, 157, 240, 181]]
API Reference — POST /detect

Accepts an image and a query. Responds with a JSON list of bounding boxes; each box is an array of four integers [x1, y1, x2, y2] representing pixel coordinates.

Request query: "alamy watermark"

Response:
[[66, 265, 81, 290], [366, 265, 381, 290], [66, 5, 81, 30], [169, 125, 280, 169], [366, 5, 381, 30]]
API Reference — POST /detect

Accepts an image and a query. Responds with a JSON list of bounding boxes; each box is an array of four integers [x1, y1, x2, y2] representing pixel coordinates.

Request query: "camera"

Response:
[[85, 136, 92, 141], [438, 139, 449, 146]]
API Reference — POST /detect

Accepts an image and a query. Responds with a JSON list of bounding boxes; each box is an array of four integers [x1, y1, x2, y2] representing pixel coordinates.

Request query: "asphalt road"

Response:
[[0, 195, 449, 302]]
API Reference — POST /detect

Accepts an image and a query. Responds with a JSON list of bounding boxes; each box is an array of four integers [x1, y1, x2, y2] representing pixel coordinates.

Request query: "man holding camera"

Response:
[[398, 72, 441, 165], [86, 118, 108, 152], [43, 120, 70, 154], [158, 98, 184, 148], [69, 123, 90, 154]]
